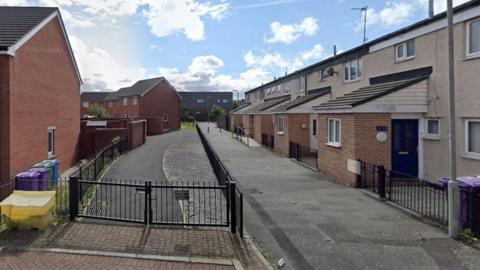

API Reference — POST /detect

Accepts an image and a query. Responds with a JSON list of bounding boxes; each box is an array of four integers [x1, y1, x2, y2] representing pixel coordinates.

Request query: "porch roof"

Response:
[[272, 87, 331, 112], [230, 102, 251, 114], [313, 77, 428, 113], [243, 95, 290, 114]]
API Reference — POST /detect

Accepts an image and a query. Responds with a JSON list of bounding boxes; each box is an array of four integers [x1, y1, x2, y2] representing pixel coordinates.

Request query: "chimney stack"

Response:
[[428, 0, 434, 18], [333, 45, 337, 56]]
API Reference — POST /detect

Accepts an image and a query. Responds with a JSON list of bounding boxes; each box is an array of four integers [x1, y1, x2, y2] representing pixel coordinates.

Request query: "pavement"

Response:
[[198, 122, 480, 270]]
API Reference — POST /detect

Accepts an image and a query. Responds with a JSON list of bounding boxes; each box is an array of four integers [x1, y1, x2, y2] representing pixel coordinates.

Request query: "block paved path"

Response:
[[199, 123, 480, 270]]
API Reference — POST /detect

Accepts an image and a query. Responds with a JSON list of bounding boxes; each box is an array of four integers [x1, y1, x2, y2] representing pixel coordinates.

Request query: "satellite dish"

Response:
[[326, 67, 335, 77]]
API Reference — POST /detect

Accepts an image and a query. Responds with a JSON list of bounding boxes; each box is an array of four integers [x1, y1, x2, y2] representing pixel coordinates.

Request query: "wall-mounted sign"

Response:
[[376, 126, 388, 132]]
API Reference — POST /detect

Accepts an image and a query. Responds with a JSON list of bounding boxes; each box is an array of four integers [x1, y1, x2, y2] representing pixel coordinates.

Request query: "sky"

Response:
[[0, 0, 471, 96]]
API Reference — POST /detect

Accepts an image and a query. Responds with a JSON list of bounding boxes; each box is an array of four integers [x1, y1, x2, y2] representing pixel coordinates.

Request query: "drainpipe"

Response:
[[428, 0, 434, 18]]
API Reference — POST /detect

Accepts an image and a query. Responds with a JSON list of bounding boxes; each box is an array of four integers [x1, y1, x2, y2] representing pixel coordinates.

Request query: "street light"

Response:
[[232, 90, 240, 102]]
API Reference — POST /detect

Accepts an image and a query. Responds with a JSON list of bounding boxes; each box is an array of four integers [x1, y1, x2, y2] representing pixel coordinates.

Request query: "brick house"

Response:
[[0, 7, 82, 185], [234, 1, 480, 186], [105, 77, 181, 134], [80, 92, 109, 117], [179, 91, 233, 121]]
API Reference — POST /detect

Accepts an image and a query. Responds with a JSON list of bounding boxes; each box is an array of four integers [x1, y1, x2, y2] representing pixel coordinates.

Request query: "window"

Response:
[[197, 98, 205, 104], [297, 77, 305, 92], [467, 19, 480, 57], [425, 119, 441, 138], [133, 96, 137, 105], [327, 119, 341, 147], [284, 82, 291, 94], [217, 99, 221, 103], [312, 119, 317, 136], [163, 114, 168, 122], [277, 116, 285, 134], [395, 40, 415, 61], [465, 119, 480, 158], [223, 99, 229, 103], [82, 101, 89, 108], [344, 58, 362, 82], [48, 128, 55, 157], [123, 97, 128, 106]]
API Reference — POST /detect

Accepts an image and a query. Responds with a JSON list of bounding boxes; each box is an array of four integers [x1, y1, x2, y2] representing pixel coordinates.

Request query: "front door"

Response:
[[392, 119, 419, 177], [310, 114, 318, 150]]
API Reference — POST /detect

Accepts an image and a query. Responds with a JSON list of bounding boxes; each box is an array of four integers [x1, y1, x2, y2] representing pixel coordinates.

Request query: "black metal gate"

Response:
[[69, 177, 238, 232]]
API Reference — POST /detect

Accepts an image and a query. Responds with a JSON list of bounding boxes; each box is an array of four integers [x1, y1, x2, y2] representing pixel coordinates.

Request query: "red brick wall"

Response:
[[242, 115, 254, 138], [230, 114, 242, 129], [106, 96, 140, 118], [354, 114, 392, 170], [253, 115, 262, 143], [288, 114, 310, 148], [317, 113, 392, 186], [0, 55, 11, 183], [128, 120, 146, 149], [141, 81, 181, 131], [260, 114, 274, 137], [145, 117, 164, 135], [7, 18, 80, 179]]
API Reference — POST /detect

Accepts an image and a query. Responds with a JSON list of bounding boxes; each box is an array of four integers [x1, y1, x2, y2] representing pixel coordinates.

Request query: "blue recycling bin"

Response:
[[439, 176, 480, 229], [43, 160, 59, 182]]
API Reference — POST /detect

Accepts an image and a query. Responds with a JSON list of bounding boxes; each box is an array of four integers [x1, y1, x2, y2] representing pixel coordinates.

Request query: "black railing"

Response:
[[465, 189, 480, 236], [358, 160, 448, 225], [231, 125, 250, 146], [261, 133, 274, 150], [196, 123, 244, 236], [72, 138, 128, 181], [289, 141, 318, 169]]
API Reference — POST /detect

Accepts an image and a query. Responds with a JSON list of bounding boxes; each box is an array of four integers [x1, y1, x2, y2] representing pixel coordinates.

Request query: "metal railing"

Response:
[[289, 141, 318, 169], [72, 138, 128, 181], [196, 123, 244, 236], [358, 160, 448, 226], [231, 125, 250, 147]]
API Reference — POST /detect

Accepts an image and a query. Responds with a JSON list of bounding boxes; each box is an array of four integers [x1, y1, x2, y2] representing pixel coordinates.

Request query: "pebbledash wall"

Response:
[[0, 18, 80, 182]]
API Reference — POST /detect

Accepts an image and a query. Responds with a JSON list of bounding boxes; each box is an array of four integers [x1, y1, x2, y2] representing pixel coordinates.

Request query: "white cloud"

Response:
[[265, 17, 319, 44], [0, 0, 29, 5], [244, 51, 289, 68], [70, 35, 147, 92], [22, 0, 229, 40]]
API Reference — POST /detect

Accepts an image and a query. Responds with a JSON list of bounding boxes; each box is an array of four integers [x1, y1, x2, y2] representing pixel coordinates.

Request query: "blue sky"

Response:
[[0, 0, 470, 95]]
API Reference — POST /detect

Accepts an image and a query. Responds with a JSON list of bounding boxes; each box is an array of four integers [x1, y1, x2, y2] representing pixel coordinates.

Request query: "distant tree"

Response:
[[209, 105, 226, 121], [231, 100, 238, 110], [88, 103, 109, 119]]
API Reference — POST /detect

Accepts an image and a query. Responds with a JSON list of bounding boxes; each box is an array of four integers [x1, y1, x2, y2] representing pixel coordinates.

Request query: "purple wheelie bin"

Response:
[[28, 168, 50, 190], [439, 176, 480, 228], [15, 171, 41, 191]]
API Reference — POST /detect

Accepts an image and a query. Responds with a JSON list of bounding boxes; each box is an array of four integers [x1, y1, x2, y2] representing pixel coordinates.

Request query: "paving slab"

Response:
[[199, 123, 480, 270]]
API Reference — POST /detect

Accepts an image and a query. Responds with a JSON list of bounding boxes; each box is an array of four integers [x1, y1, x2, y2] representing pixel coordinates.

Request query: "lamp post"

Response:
[[446, 0, 460, 239], [232, 90, 240, 102]]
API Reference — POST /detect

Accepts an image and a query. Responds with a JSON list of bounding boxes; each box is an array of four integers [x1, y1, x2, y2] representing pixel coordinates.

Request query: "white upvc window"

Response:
[[466, 19, 480, 58], [163, 114, 168, 122], [123, 97, 128, 106], [297, 77, 305, 92], [48, 127, 55, 158], [344, 58, 362, 82], [133, 96, 138, 105], [395, 39, 416, 61], [327, 118, 341, 147], [284, 82, 291, 94], [318, 70, 325, 81], [83, 101, 89, 108], [465, 119, 480, 159], [277, 116, 285, 134], [425, 118, 441, 139]]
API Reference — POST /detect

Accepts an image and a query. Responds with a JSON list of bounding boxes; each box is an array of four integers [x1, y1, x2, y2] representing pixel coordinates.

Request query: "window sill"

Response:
[[48, 154, 56, 159], [277, 132, 284, 135], [395, 56, 415, 63], [343, 78, 362, 84], [464, 54, 480, 61], [423, 135, 441, 141], [326, 143, 341, 148], [462, 153, 480, 160]]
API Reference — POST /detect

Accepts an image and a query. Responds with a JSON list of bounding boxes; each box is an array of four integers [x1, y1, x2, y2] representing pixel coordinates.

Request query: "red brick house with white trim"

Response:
[[0, 7, 82, 186]]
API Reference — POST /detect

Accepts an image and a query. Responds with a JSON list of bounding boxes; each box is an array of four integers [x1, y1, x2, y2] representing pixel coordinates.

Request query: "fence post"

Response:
[[230, 181, 237, 234], [69, 176, 79, 221], [378, 166, 386, 199], [93, 157, 97, 181], [297, 143, 301, 162]]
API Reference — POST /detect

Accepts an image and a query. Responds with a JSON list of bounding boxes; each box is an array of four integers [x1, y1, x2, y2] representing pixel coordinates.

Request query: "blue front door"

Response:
[[392, 119, 419, 177]]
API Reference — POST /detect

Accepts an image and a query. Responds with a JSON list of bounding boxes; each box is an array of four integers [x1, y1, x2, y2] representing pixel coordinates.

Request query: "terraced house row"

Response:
[[231, 1, 480, 185]]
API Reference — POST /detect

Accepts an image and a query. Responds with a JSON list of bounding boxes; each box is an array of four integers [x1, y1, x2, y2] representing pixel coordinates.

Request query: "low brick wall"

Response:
[[145, 117, 164, 136]]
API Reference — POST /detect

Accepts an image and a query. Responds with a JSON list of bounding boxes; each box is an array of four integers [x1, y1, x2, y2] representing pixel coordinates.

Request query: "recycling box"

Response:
[[15, 171, 41, 191]]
